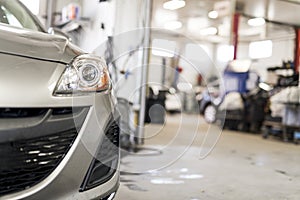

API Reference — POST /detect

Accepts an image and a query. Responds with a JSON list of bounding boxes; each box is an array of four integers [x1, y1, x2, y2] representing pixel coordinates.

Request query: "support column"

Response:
[[46, 0, 56, 29], [161, 58, 166, 86], [232, 13, 240, 60], [137, 0, 152, 145], [294, 28, 300, 74]]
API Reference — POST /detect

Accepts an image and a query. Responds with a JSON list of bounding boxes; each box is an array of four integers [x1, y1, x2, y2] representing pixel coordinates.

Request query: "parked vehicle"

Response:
[[199, 80, 270, 132], [165, 88, 182, 114], [0, 0, 119, 199], [198, 60, 268, 132], [198, 78, 221, 123]]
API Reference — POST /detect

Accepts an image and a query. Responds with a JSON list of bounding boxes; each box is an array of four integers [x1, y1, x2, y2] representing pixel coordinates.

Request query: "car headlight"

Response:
[[54, 54, 110, 96]]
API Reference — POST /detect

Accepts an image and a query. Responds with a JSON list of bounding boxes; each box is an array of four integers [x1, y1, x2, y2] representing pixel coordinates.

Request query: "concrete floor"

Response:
[[115, 114, 300, 200]]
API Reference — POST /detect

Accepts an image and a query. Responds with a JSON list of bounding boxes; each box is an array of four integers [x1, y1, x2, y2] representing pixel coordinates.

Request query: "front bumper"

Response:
[[0, 94, 120, 200]]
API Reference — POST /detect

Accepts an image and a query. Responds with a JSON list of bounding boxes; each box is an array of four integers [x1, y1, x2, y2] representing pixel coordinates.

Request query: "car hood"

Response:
[[0, 24, 83, 64]]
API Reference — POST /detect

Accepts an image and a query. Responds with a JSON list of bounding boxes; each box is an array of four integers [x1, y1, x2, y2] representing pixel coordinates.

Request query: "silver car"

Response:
[[0, 0, 119, 199]]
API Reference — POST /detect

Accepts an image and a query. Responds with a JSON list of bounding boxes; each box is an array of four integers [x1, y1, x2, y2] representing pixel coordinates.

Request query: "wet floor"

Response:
[[115, 114, 300, 200]]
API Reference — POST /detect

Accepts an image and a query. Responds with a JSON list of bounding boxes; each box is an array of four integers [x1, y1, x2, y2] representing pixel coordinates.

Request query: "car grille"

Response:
[[0, 107, 80, 118], [0, 129, 78, 196], [0, 108, 48, 118], [80, 118, 120, 191], [97, 120, 120, 162]]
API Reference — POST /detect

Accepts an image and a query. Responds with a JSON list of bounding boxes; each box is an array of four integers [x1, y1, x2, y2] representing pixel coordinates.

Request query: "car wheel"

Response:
[[204, 104, 217, 123]]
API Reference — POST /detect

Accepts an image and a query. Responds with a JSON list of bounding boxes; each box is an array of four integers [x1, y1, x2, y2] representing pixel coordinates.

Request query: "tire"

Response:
[[204, 104, 217, 123]]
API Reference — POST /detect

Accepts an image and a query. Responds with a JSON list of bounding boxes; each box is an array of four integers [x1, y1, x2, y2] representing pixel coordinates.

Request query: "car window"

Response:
[[0, 0, 43, 31]]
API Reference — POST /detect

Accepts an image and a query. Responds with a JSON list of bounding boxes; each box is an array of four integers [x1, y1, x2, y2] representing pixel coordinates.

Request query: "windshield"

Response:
[[0, 0, 43, 32]]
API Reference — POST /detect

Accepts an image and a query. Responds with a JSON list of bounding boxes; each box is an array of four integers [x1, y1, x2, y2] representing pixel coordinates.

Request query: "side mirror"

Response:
[[48, 27, 72, 42]]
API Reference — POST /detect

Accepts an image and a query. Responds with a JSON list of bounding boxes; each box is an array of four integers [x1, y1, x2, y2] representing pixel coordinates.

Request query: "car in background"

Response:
[[0, 0, 119, 199], [198, 79, 221, 123], [165, 88, 182, 114]]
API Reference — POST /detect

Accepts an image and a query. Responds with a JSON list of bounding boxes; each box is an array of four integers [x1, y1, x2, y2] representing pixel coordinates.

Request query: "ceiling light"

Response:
[[164, 20, 182, 30], [248, 17, 266, 27], [163, 0, 186, 10], [208, 10, 218, 19], [199, 27, 218, 35]]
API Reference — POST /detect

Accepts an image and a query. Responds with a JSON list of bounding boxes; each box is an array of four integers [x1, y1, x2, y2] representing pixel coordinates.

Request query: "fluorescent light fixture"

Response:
[[208, 10, 218, 19], [163, 0, 186, 10], [152, 39, 176, 58], [249, 40, 272, 59], [164, 20, 182, 30], [199, 27, 218, 35], [248, 17, 265, 27], [217, 45, 234, 62]]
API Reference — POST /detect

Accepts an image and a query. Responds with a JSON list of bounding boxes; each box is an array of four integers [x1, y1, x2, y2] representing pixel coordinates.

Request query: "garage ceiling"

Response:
[[238, 0, 300, 27], [152, 0, 296, 43]]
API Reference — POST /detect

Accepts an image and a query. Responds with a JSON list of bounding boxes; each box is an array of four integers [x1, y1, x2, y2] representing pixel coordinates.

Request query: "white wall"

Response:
[[37, 0, 83, 26], [210, 39, 294, 82], [238, 39, 294, 81], [79, 0, 115, 52], [147, 40, 217, 88], [179, 42, 218, 86], [55, 0, 82, 12], [36, 0, 111, 52], [148, 54, 180, 89], [105, 0, 145, 103]]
